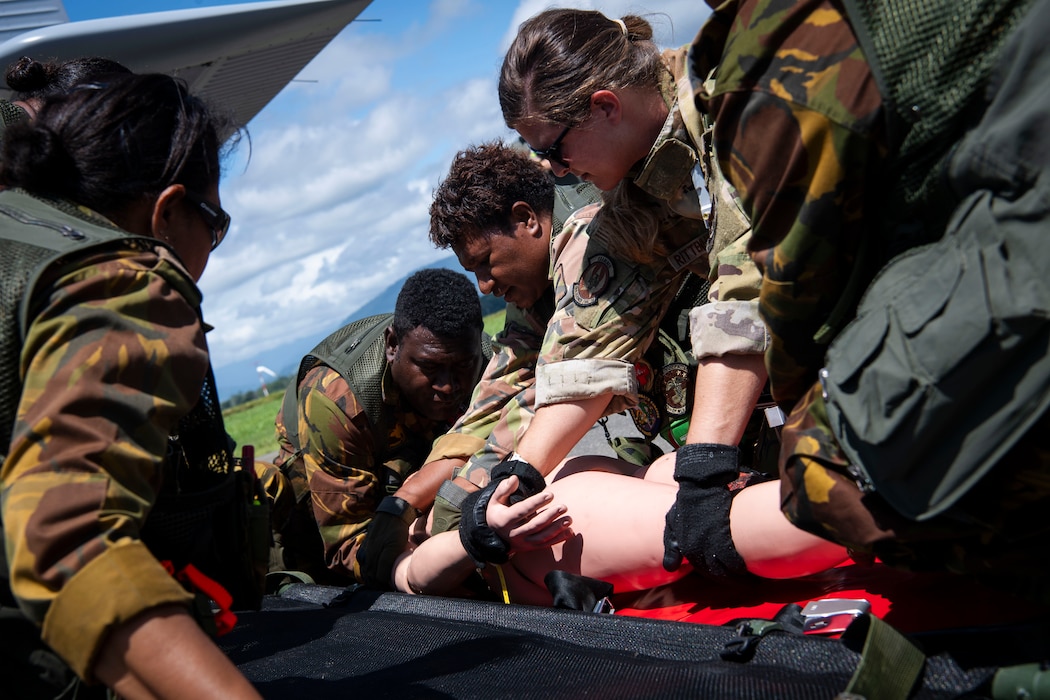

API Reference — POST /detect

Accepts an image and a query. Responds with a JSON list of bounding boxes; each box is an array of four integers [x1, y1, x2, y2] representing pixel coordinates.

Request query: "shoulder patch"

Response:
[[573, 254, 614, 307], [660, 362, 691, 416], [628, 395, 662, 438]]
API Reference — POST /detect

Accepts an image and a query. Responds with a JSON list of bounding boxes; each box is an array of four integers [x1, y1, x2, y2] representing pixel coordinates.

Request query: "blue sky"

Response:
[[60, 1, 711, 396]]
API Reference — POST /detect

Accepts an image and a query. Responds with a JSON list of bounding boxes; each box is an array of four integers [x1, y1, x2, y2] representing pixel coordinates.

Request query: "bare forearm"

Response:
[[514, 393, 612, 475], [394, 533, 477, 595], [94, 606, 260, 700], [685, 353, 767, 445], [396, 457, 466, 511]]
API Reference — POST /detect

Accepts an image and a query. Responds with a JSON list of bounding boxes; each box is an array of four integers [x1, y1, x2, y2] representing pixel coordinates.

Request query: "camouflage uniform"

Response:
[[688, 0, 889, 562], [1, 190, 206, 681], [692, 0, 1050, 597], [655, 48, 767, 363], [430, 204, 706, 532], [690, 0, 885, 408], [273, 348, 456, 583]]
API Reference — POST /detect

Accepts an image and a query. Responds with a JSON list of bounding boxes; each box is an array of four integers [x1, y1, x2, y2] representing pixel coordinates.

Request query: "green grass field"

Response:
[[223, 391, 284, 459], [222, 308, 507, 459], [484, 308, 505, 338]]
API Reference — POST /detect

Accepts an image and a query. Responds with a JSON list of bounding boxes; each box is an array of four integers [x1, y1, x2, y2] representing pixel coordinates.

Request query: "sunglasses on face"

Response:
[[529, 125, 572, 169], [185, 191, 231, 251]]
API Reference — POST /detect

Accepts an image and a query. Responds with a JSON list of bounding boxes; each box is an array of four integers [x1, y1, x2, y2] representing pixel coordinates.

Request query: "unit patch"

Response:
[[628, 395, 661, 438], [573, 254, 614, 307], [660, 362, 690, 416]]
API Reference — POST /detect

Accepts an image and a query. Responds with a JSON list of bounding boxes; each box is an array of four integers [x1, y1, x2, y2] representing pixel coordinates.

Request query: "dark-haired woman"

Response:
[[0, 75, 260, 698], [1, 55, 131, 129]]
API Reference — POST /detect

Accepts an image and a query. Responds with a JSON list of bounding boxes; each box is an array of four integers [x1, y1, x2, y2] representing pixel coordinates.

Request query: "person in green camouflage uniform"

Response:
[[691, 0, 1050, 597], [269, 268, 486, 585], [0, 76, 260, 698]]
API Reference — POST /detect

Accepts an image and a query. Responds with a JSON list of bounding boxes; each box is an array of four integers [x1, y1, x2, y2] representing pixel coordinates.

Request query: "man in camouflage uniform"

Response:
[[689, 0, 1050, 596], [360, 135, 776, 586], [268, 268, 486, 584]]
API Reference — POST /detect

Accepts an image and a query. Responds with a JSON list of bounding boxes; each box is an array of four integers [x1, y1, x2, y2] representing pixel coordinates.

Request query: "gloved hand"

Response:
[[661, 443, 749, 579], [662, 502, 683, 572], [357, 496, 417, 589], [458, 454, 546, 566]]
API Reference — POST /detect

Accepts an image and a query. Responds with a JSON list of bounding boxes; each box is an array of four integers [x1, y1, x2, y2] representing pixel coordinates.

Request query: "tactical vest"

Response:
[[0, 190, 263, 611], [842, 0, 1034, 256], [280, 312, 396, 462], [552, 180, 603, 236]]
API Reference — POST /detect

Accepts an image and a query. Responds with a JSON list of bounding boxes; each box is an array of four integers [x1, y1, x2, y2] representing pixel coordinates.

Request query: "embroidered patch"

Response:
[[660, 362, 691, 416], [628, 395, 661, 438], [633, 359, 654, 393], [573, 254, 614, 307]]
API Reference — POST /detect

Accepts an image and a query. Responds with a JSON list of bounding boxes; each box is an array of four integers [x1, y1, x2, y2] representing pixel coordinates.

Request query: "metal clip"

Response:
[[801, 598, 871, 635]]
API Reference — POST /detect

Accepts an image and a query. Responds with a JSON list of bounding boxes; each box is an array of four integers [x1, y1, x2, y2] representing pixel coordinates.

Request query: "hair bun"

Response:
[[5, 56, 51, 93]]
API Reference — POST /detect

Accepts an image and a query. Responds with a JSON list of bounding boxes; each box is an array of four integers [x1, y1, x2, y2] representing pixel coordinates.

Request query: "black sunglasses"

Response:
[[529, 125, 572, 169], [185, 191, 231, 251]]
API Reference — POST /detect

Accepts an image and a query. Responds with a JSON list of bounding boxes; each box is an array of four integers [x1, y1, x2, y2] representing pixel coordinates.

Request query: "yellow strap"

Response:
[[493, 564, 511, 604]]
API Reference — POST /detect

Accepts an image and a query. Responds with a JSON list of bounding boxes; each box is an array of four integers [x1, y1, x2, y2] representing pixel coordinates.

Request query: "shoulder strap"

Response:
[[296, 312, 395, 431], [841, 614, 926, 700], [0, 191, 151, 462]]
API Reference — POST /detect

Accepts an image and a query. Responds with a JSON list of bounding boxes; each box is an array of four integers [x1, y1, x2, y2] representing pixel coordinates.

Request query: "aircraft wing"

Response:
[[0, 0, 372, 126]]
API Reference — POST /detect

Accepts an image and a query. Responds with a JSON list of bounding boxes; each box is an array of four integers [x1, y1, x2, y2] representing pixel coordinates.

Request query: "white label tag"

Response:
[[764, 405, 786, 429], [691, 163, 712, 223]]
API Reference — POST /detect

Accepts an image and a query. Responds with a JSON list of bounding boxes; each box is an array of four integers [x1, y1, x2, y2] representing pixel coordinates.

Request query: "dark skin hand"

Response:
[[359, 457, 470, 588], [396, 457, 468, 512]]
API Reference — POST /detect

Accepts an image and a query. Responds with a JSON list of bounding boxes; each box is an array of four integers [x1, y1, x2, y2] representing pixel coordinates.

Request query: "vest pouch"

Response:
[[142, 468, 266, 612], [824, 187, 1050, 521]]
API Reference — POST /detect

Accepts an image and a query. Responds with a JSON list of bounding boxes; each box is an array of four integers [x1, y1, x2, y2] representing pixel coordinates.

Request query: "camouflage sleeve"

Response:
[[697, 0, 884, 406], [3, 248, 203, 679], [535, 213, 685, 414], [272, 387, 298, 470], [427, 301, 543, 468], [295, 365, 381, 580], [689, 230, 767, 358], [662, 45, 768, 361]]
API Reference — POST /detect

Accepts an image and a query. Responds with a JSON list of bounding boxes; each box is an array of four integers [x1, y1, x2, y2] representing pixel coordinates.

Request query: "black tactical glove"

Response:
[[357, 496, 417, 589], [662, 502, 684, 572], [662, 443, 749, 579], [459, 455, 546, 566]]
